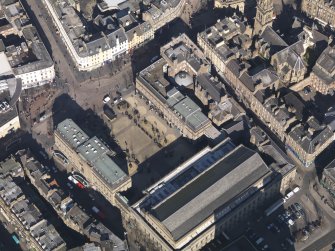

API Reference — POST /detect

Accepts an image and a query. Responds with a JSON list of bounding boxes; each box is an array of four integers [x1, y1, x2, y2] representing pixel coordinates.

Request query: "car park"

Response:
[[295, 203, 301, 209], [293, 209, 301, 219]]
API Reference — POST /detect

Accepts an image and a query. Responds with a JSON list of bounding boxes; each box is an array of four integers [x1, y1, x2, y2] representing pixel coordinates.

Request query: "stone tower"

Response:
[[254, 0, 273, 35]]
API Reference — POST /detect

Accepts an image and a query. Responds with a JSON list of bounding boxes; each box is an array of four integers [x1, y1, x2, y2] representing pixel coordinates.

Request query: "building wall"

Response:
[[301, 0, 335, 27], [16, 64, 55, 89], [42, 0, 128, 71], [322, 170, 335, 197], [136, 78, 211, 140], [296, 73, 335, 95], [143, 0, 186, 31], [128, 28, 155, 52], [54, 131, 131, 205], [0, 115, 20, 139], [214, 0, 245, 13], [198, 33, 334, 167], [121, 165, 296, 251], [253, 0, 273, 35]]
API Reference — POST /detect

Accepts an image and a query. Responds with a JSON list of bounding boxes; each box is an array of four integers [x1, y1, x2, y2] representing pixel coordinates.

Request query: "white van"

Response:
[[103, 95, 111, 103]]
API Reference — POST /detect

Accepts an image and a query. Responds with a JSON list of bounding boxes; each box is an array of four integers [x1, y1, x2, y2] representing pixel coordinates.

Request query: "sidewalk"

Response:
[[309, 181, 335, 219]]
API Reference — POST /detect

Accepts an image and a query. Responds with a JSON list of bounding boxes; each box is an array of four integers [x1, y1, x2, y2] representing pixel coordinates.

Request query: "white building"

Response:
[[0, 92, 20, 139], [43, 0, 128, 71]]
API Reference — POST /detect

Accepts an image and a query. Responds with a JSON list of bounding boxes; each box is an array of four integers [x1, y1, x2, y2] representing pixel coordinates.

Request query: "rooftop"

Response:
[[161, 33, 209, 73], [199, 15, 252, 62], [313, 45, 335, 85], [196, 73, 225, 103], [51, 0, 129, 57], [57, 119, 128, 188], [0, 155, 22, 176], [136, 140, 272, 241], [0, 1, 54, 75], [56, 119, 90, 149], [138, 59, 211, 132], [167, 90, 210, 131]]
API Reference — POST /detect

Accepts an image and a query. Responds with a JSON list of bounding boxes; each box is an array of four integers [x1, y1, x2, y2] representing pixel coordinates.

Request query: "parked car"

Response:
[[294, 202, 302, 211], [294, 210, 301, 219], [103, 95, 111, 104], [66, 183, 74, 189], [256, 237, 264, 245]]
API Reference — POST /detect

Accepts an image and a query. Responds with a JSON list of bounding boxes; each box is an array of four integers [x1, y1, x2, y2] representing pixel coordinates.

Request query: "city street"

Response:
[[50, 158, 126, 239], [22, 0, 134, 112]]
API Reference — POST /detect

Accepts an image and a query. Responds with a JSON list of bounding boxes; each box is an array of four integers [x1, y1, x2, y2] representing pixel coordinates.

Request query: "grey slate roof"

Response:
[[313, 46, 335, 85], [196, 73, 225, 103], [260, 26, 288, 47], [152, 145, 270, 240]]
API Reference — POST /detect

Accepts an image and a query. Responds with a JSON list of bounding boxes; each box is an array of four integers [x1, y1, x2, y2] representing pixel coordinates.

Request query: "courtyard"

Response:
[[108, 93, 181, 171]]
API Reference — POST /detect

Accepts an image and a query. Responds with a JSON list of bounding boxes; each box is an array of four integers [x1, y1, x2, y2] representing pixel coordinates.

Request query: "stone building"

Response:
[[43, 0, 186, 71], [214, 0, 245, 13], [126, 21, 154, 52], [0, 91, 20, 139], [321, 160, 335, 198], [305, 45, 335, 94], [136, 59, 215, 140], [54, 119, 131, 205], [271, 41, 307, 84], [119, 138, 296, 251], [198, 23, 335, 167], [136, 34, 222, 140], [254, 0, 274, 35], [301, 0, 335, 27], [0, 0, 55, 89]]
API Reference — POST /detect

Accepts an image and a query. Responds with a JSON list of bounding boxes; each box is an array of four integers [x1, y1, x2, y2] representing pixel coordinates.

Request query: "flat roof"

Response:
[[167, 93, 209, 131], [0, 52, 13, 76], [149, 145, 270, 240], [56, 119, 89, 149], [92, 154, 127, 186], [77, 136, 109, 164], [57, 119, 127, 187]]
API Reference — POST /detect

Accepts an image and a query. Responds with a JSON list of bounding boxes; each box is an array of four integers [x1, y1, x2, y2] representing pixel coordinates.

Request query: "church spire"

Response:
[[254, 0, 274, 35]]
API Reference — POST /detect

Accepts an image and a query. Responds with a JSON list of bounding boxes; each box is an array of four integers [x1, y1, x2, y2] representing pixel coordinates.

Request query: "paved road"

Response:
[[22, 0, 77, 86], [0, 223, 22, 251], [23, 0, 133, 112], [303, 228, 335, 251], [51, 159, 126, 239]]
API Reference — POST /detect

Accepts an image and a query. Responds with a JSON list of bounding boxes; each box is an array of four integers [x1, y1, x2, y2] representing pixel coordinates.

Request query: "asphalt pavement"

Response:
[[51, 159, 126, 239]]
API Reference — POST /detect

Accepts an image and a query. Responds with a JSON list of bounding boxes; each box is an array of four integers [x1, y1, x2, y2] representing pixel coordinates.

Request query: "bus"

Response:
[[12, 234, 19, 245]]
